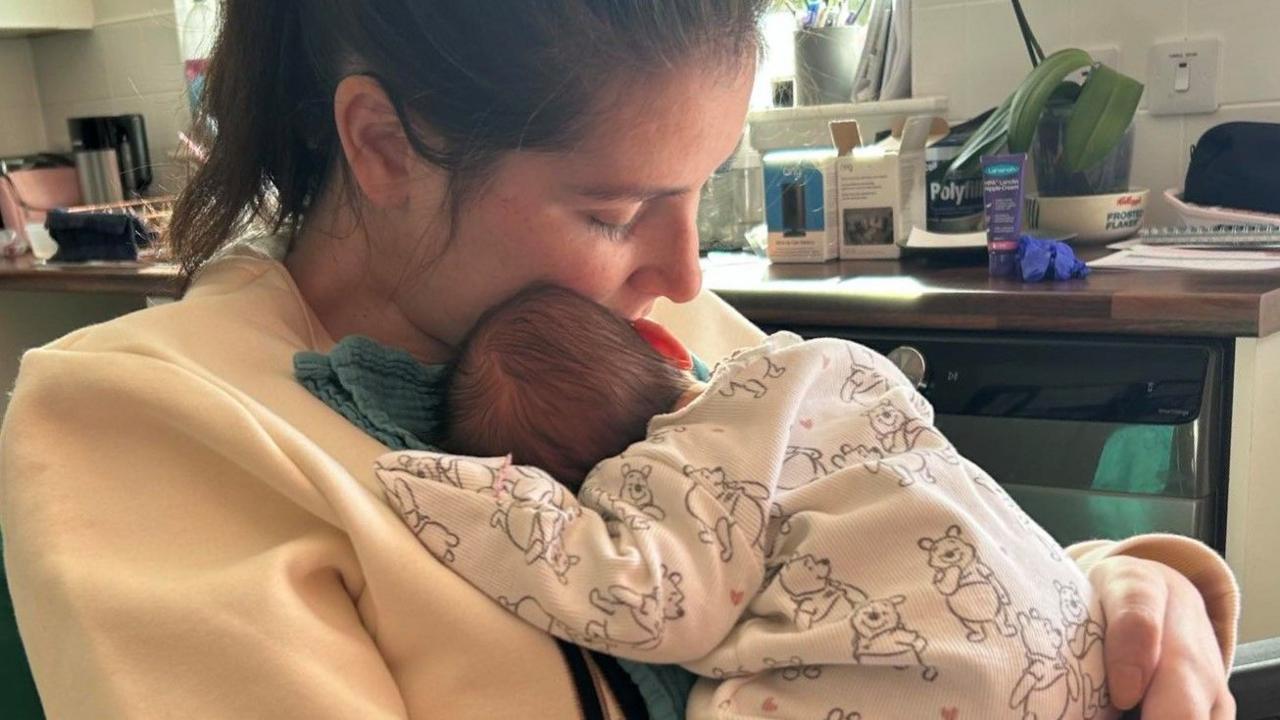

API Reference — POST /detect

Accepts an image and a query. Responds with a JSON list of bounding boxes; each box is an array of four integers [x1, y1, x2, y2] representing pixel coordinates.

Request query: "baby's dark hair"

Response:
[[445, 285, 691, 489]]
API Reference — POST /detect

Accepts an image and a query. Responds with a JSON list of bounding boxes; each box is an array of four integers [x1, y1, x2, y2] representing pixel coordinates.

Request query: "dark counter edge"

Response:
[[713, 286, 1280, 339], [0, 262, 183, 297]]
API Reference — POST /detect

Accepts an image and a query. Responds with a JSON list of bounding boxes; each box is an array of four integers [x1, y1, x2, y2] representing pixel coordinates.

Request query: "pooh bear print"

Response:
[[849, 595, 938, 681], [620, 463, 665, 520], [490, 466, 582, 583], [839, 346, 890, 406], [683, 465, 769, 562], [1010, 609, 1080, 720], [718, 356, 786, 400], [585, 565, 686, 651], [776, 553, 868, 630], [918, 525, 1017, 642], [830, 442, 947, 488], [865, 398, 935, 453], [380, 475, 461, 563], [1057, 580, 1109, 718]]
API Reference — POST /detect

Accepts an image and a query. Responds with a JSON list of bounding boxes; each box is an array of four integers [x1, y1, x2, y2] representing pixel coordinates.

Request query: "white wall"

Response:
[[26, 0, 191, 195], [913, 0, 1280, 225], [0, 38, 49, 155]]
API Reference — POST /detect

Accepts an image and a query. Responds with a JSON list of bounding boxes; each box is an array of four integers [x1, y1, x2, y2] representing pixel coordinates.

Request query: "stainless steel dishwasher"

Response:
[[768, 326, 1232, 551]]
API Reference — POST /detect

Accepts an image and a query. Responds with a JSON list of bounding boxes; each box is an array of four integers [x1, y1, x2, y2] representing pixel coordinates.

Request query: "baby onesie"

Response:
[[375, 333, 1115, 720]]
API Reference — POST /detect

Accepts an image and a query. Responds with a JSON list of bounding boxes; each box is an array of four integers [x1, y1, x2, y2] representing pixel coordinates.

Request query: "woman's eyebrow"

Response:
[[571, 183, 692, 202]]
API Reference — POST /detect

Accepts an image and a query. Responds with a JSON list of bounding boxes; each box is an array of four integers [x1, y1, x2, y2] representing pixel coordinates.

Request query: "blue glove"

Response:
[[1016, 235, 1090, 282]]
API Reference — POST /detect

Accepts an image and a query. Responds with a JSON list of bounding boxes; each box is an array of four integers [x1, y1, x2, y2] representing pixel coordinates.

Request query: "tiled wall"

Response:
[[25, 0, 191, 195], [913, 0, 1280, 224], [0, 38, 49, 155]]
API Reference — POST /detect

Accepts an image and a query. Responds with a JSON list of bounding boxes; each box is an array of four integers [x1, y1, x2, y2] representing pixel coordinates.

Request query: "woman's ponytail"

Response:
[[167, 0, 335, 278]]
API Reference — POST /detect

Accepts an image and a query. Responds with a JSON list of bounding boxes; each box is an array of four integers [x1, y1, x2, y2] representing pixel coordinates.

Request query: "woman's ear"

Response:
[[333, 75, 415, 209]]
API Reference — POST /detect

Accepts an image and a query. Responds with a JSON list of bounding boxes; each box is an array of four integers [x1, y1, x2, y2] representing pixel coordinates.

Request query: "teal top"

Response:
[[294, 336, 710, 720]]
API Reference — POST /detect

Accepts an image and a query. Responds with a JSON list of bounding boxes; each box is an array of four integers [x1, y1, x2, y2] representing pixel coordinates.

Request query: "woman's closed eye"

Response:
[[587, 216, 635, 241], [586, 209, 641, 241]]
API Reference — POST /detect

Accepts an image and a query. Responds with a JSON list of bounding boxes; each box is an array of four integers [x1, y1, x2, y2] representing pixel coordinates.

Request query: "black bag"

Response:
[[1184, 121, 1280, 215]]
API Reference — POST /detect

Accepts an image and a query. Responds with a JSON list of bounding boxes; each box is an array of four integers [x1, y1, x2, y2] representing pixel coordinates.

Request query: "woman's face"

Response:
[[389, 60, 755, 354]]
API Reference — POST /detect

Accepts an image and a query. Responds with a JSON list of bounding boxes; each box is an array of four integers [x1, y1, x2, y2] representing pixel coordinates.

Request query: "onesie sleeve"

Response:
[[374, 438, 775, 665]]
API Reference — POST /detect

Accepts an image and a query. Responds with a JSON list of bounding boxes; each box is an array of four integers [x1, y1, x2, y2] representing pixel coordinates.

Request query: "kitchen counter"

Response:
[[701, 250, 1280, 338], [5, 251, 1280, 337], [0, 255, 181, 297]]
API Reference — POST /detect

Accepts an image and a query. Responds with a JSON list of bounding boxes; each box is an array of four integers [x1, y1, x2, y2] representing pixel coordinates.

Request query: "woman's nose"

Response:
[[628, 203, 703, 304]]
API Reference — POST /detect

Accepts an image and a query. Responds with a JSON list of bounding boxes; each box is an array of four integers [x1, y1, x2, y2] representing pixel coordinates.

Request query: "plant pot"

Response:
[[1031, 102, 1134, 197]]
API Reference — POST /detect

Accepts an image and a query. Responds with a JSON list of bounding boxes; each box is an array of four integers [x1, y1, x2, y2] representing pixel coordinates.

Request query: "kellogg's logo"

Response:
[[1116, 195, 1143, 207]]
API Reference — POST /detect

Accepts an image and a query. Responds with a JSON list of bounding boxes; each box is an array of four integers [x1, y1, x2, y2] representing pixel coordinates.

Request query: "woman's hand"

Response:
[[1089, 555, 1235, 719]]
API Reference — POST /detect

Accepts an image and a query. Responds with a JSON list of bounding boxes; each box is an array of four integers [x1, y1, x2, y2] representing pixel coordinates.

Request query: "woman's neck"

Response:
[[285, 197, 456, 365]]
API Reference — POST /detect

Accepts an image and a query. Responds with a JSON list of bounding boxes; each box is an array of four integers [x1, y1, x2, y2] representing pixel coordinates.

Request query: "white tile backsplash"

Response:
[[914, 0, 1280, 219], [1187, 0, 1280, 105], [99, 19, 184, 99], [912, 5, 969, 111], [0, 38, 49, 154], [12, 0, 189, 195], [31, 30, 113, 105], [962, 0, 1071, 119], [1129, 111, 1188, 226]]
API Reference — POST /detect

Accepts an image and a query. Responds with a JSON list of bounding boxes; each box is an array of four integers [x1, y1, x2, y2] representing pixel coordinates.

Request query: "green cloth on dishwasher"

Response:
[[1092, 425, 1175, 495], [295, 334, 710, 720]]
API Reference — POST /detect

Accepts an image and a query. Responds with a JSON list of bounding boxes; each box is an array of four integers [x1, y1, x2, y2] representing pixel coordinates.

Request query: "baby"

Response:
[[377, 286, 1115, 720]]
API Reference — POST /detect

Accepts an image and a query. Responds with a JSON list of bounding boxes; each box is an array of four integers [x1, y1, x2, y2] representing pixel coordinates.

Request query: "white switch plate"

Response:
[[1147, 37, 1221, 116]]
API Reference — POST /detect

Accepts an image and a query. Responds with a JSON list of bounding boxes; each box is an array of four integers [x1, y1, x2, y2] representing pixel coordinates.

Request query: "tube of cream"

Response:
[[981, 153, 1026, 279]]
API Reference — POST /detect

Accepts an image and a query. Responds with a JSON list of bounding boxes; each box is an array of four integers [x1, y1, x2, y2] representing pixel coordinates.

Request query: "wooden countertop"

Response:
[[0, 255, 182, 297], [701, 250, 1280, 338], [5, 250, 1280, 338]]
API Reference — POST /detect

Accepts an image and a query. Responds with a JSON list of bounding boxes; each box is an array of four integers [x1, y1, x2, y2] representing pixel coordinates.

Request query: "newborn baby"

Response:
[[443, 284, 699, 490], [378, 286, 1114, 720]]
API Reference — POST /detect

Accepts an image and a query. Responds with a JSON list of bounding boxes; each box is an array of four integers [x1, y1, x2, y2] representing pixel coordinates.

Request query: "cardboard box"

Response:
[[762, 148, 839, 263], [829, 116, 947, 259]]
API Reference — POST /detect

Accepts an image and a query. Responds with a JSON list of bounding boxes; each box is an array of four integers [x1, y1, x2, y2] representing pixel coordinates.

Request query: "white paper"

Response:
[[1092, 250, 1280, 272], [904, 227, 986, 249]]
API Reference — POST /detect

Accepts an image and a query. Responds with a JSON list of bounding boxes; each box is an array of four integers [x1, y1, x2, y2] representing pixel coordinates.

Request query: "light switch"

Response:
[[1148, 37, 1221, 115]]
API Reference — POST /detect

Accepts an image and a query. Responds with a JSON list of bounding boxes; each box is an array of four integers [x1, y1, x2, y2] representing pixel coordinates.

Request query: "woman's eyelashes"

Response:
[[586, 210, 640, 241]]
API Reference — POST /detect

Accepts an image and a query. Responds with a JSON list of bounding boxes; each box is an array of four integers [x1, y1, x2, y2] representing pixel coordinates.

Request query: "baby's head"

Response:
[[445, 285, 694, 489]]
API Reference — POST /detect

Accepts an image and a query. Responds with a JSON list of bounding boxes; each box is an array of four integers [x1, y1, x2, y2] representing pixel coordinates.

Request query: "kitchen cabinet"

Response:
[[0, 0, 93, 37]]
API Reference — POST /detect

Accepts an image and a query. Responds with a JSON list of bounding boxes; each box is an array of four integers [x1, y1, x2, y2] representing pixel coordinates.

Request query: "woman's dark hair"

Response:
[[168, 1, 769, 277]]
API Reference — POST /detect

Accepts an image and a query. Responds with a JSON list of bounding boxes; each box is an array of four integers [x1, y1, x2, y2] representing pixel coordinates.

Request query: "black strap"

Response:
[[587, 650, 650, 720], [555, 639, 606, 720]]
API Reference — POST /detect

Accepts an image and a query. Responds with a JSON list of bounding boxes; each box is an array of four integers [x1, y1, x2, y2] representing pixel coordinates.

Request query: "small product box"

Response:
[[828, 116, 944, 259], [762, 147, 839, 263]]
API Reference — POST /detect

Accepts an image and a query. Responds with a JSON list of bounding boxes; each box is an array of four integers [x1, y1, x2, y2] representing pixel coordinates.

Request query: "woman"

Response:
[[0, 2, 1236, 718]]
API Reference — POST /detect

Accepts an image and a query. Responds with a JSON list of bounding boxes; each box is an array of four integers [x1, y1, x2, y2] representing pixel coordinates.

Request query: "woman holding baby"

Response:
[[0, 2, 1236, 718]]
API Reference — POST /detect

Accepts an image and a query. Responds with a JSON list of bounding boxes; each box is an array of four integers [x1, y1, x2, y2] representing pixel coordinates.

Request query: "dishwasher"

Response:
[[768, 326, 1231, 551]]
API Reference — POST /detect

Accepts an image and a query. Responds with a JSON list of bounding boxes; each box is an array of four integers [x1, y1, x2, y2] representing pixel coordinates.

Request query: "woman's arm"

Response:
[[0, 349, 407, 719]]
